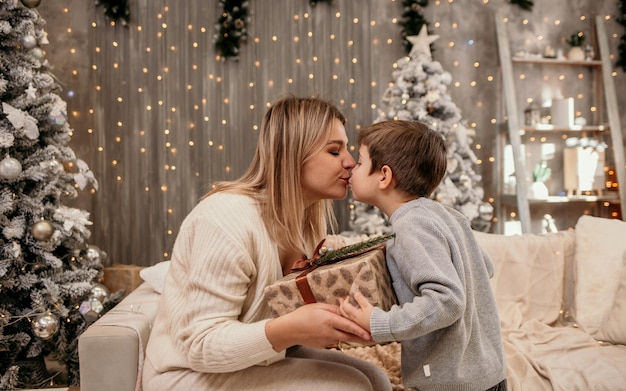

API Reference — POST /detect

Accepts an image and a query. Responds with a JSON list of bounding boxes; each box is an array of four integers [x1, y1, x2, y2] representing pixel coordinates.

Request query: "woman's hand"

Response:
[[265, 303, 372, 352], [339, 292, 373, 332]]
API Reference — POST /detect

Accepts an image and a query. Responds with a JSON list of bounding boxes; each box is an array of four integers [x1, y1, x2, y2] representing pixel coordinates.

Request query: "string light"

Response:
[[43, 2, 623, 261]]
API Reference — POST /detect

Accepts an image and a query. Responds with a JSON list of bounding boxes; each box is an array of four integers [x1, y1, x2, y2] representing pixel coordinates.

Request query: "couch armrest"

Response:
[[79, 282, 159, 391]]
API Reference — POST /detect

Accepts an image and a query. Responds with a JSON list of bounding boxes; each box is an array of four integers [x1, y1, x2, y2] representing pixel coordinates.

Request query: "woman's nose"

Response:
[[344, 152, 356, 168]]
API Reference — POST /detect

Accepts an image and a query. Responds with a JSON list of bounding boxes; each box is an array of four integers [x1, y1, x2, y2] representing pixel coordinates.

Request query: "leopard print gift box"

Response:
[[264, 249, 398, 318]]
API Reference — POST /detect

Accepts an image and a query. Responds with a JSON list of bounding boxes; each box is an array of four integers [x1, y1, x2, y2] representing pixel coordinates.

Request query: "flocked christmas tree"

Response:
[[0, 0, 121, 388], [350, 25, 493, 235]]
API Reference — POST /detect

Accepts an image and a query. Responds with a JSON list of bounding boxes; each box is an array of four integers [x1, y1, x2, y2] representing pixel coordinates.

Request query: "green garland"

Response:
[[508, 0, 533, 11], [214, 0, 250, 60], [95, 0, 130, 26], [309, 0, 333, 6], [617, 0, 626, 71]]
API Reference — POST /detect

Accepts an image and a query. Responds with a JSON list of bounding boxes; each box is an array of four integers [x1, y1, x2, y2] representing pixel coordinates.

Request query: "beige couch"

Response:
[[79, 215, 626, 391]]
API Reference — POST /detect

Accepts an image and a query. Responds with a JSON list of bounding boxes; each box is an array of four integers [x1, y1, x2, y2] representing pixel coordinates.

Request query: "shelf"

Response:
[[512, 57, 602, 67], [519, 124, 608, 133], [494, 11, 626, 234], [498, 123, 609, 134], [500, 193, 620, 205]]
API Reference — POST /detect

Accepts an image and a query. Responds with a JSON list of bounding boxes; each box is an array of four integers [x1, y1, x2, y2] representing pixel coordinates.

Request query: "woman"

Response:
[[143, 95, 392, 391]]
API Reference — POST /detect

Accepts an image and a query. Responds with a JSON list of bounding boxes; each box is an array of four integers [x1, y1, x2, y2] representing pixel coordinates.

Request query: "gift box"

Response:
[[103, 264, 145, 296], [264, 237, 397, 318]]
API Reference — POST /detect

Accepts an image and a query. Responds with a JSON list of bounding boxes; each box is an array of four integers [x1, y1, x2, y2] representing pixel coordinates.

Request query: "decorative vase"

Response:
[[567, 46, 585, 62], [531, 181, 549, 199]]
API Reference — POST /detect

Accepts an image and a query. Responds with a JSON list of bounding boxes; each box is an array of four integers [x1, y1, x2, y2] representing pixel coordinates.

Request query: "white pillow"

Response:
[[139, 261, 171, 294], [595, 254, 626, 344], [474, 231, 565, 326], [574, 215, 626, 336]]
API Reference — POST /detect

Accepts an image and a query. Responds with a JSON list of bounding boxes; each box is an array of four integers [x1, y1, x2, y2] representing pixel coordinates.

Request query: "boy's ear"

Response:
[[379, 165, 394, 190]]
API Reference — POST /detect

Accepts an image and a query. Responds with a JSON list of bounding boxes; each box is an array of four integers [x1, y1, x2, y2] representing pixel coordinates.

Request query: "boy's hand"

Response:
[[339, 292, 374, 333]]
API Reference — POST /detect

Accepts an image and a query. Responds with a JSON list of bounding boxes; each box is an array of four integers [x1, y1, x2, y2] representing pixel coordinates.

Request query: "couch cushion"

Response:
[[574, 215, 626, 336], [595, 254, 626, 345], [139, 260, 170, 294], [473, 231, 565, 326]]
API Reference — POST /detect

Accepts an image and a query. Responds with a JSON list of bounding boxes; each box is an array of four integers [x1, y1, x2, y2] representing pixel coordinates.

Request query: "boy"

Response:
[[342, 120, 507, 391]]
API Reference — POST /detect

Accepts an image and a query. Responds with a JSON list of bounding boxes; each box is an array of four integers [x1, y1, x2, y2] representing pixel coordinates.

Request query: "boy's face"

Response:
[[349, 144, 381, 206]]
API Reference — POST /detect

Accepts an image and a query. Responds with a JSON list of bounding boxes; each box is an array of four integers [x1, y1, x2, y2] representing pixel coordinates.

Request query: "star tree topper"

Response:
[[406, 24, 440, 59]]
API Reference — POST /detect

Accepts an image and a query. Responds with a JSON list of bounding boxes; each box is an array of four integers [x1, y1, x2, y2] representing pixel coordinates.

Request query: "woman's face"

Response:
[[301, 118, 355, 205]]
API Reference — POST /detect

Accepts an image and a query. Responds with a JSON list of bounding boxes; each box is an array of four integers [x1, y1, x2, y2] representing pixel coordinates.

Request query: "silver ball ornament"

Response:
[[31, 313, 59, 339], [81, 245, 102, 264], [79, 298, 104, 323], [22, 35, 37, 49], [99, 249, 110, 266], [48, 112, 67, 126], [0, 157, 22, 180], [31, 220, 54, 241], [46, 159, 63, 173], [29, 47, 45, 62], [90, 283, 109, 303]]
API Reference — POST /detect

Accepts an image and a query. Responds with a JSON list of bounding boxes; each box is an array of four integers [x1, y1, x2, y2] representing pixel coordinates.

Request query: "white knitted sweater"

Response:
[[145, 193, 286, 373]]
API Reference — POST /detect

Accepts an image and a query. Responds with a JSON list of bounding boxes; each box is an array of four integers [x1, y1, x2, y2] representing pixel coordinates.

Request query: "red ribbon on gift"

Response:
[[290, 239, 387, 305]]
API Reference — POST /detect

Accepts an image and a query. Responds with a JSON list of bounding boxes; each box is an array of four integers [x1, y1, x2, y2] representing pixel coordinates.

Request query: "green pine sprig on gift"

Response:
[[314, 233, 396, 267]]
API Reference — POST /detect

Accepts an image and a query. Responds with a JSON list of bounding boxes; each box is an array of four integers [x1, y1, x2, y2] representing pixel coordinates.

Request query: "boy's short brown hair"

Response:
[[357, 120, 447, 197]]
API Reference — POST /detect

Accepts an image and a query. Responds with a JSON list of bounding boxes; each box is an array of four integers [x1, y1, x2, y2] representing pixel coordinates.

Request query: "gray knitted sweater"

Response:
[[370, 198, 506, 391]]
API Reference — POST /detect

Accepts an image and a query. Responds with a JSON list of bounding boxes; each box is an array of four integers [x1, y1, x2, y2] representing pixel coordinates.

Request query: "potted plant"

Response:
[[565, 31, 586, 61], [531, 160, 551, 198]]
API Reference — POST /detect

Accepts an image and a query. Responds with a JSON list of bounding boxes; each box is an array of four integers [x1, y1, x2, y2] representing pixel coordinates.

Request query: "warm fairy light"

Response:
[[46, 0, 621, 261]]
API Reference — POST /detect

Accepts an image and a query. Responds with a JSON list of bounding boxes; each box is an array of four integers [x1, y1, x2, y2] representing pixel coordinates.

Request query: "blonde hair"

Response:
[[206, 95, 346, 256]]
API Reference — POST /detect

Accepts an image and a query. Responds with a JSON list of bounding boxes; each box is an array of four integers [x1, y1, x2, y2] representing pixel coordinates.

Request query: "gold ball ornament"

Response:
[[21, 0, 42, 8], [31, 220, 55, 241], [62, 160, 75, 173], [31, 313, 59, 339]]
